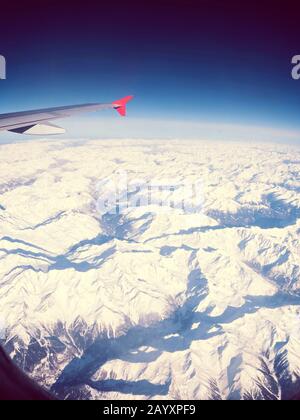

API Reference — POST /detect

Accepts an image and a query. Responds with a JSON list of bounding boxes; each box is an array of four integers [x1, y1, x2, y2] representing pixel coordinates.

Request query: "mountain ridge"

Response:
[[1, 139, 300, 400]]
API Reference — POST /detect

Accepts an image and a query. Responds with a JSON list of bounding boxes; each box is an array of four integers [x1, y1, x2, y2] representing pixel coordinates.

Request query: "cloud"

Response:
[[1, 115, 300, 144], [58, 115, 300, 143]]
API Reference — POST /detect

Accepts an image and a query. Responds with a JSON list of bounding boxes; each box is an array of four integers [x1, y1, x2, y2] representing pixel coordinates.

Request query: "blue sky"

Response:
[[0, 0, 300, 142]]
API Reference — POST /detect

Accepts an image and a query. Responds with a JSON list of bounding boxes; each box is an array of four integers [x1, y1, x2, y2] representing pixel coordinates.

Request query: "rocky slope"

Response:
[[0, 139, 300, 400]]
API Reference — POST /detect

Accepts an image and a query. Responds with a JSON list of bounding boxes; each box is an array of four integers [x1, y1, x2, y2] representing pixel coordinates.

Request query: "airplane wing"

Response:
[[0, 95, 133, 135]]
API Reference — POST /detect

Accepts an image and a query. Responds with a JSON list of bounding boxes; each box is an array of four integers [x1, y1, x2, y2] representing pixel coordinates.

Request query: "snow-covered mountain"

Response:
[[0, 139, 300, 400]]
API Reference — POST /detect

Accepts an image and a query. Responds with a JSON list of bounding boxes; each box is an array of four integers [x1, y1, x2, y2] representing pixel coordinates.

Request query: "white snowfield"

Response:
[[0, 139, 300, 400]]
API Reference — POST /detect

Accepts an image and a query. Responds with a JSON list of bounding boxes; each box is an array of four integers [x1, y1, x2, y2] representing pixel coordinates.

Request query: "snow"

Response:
[[0, 138, 300, 400]]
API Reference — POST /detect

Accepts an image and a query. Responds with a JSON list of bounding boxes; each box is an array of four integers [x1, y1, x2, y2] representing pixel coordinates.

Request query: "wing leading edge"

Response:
[[0, 95, 133, 135]]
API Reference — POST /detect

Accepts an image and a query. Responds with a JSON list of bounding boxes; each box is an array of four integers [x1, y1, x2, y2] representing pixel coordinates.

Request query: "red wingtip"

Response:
[[112, 95, 134, 116]]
